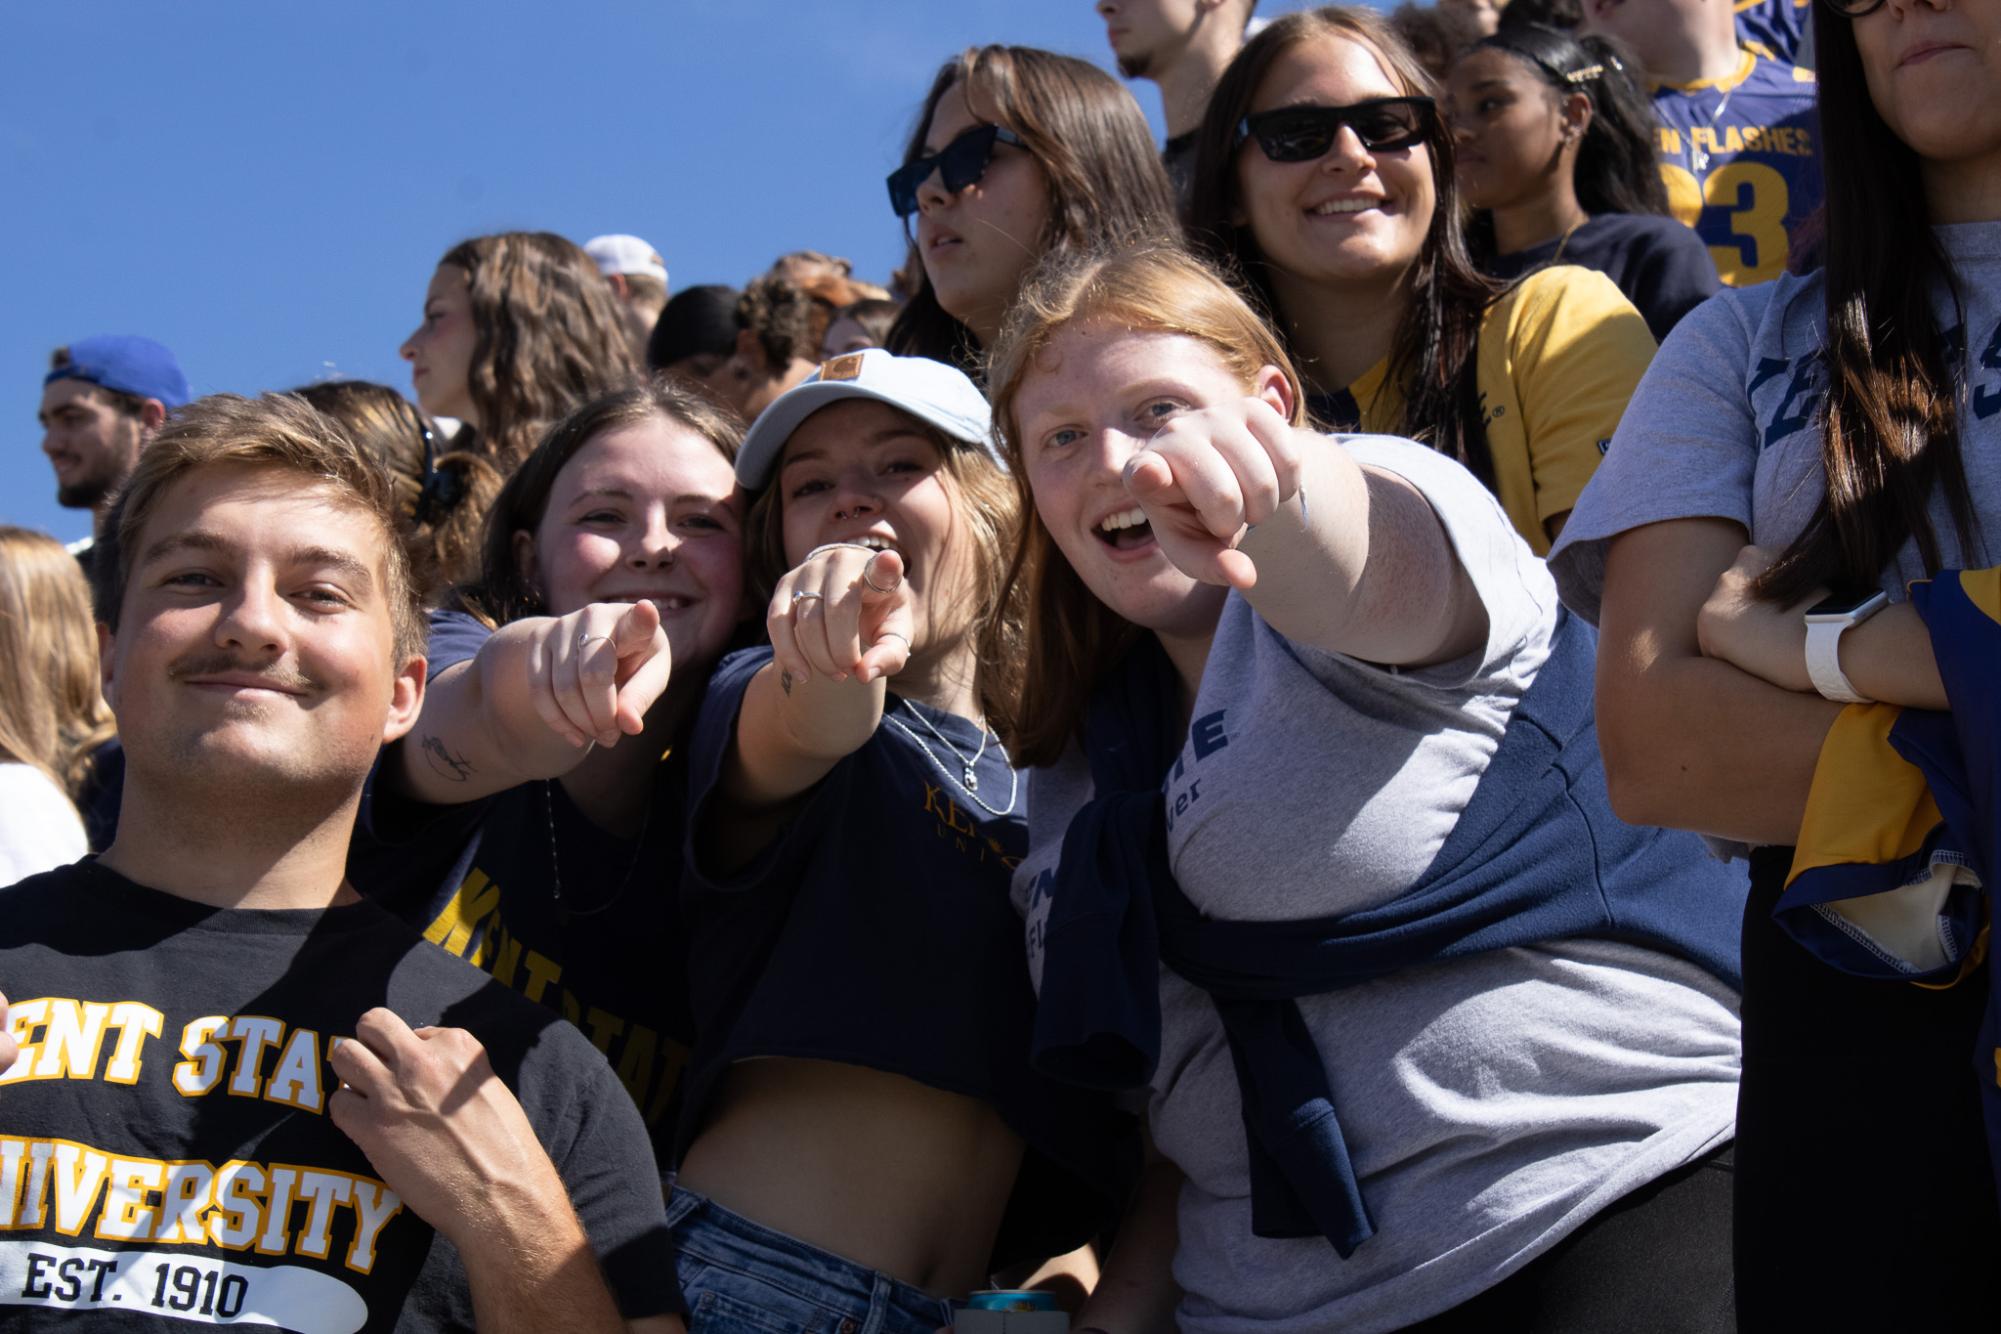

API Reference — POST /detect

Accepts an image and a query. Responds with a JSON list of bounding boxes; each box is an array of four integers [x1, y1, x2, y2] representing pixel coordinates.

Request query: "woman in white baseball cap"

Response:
[[666, 349, 1134, 1331]]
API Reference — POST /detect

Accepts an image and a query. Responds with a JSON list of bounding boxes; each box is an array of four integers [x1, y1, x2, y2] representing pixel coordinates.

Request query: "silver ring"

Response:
[[790, 591, 825, 605], [876, 630, 910, 646], [577, 633, 613, 652], [862, 563, 898, 594]]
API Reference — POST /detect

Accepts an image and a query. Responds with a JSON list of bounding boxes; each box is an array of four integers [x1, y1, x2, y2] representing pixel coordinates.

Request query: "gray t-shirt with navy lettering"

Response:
[[1550, 220, 2001, 618], [1015, 436, 1740, 1334]]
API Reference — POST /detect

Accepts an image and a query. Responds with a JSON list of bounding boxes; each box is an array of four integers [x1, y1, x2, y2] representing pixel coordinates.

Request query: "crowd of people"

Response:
[[3, 0, 1996, 1330]]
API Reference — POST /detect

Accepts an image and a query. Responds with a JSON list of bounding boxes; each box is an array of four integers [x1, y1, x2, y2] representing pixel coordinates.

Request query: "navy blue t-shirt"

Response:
[[677, 647, 1137, 1266], [1484, 212, 1721, 343]]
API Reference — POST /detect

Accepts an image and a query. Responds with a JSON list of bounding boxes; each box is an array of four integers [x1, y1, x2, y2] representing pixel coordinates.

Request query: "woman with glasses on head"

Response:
[[987, 244, 1742, 1333], [1446, 25, 1719, 341], [1188, 7, 1657, 553], [885, 45, 1179, 373], [1551, 0, 2001, 1323]]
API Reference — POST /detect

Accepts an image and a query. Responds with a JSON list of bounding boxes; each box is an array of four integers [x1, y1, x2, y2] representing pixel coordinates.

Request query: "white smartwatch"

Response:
[[1803, 589, 1889, 704]]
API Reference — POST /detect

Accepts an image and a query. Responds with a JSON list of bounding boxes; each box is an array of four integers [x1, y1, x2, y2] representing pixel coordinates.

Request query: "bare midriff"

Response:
[[675, 1056, 1027, 1297]]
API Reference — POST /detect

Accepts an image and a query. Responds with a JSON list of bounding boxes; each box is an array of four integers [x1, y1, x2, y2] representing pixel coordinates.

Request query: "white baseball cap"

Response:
[[736, 349, 1001, 489], [584, 234, 668, 285]]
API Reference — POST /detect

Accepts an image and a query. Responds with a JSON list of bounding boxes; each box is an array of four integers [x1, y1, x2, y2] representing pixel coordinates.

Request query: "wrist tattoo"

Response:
[[421, 734, 475, 783]]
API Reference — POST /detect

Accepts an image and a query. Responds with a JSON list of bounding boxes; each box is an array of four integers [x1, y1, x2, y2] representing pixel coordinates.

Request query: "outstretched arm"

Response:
[[329, 1009, 629, 1334], [392, 600, 674, 805], [705, 544, 913, 871], [1123, 391, 1486, 669]]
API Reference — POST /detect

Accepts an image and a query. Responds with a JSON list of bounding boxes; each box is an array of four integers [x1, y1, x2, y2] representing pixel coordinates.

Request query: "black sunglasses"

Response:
[[1815, 0, 1883, 14], [1236, 97, 1438, 163], [886, 123, 1026, 218]]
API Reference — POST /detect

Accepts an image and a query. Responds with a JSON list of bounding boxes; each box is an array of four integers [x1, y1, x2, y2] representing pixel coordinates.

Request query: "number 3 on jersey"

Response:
[[1661, 162, 1790, 288]]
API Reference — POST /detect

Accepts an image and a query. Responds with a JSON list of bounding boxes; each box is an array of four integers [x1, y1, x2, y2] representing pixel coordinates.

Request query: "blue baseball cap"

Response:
[[44, 335, 191, 408]]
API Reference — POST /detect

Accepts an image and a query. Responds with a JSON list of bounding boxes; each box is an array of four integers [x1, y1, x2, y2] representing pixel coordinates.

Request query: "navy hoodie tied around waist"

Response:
[[1031, 611, 1745, 1258]]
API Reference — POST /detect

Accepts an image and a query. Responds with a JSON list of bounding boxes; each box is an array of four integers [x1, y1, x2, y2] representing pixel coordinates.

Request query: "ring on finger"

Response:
[[578, 632, 613, 652], [862, 564, 899, 594], [876, 630, 910, 647], [791, 591, 825, 606]]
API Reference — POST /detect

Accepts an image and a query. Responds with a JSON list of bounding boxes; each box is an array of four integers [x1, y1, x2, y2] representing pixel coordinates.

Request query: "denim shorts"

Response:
[[667, 1185, 958, 1334]]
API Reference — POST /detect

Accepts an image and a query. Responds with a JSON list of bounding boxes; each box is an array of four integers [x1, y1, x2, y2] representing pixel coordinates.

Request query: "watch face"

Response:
[[1806, 590, 1890, 622]]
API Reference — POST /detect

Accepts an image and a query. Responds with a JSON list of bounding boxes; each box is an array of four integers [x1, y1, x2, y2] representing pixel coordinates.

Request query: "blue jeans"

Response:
[[667, 1185, 958, 1334]]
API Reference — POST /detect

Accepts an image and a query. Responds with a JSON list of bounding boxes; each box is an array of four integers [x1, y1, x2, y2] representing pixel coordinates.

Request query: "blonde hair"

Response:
[[986, 245, 1304, 765], [0, 528, 116, 799]]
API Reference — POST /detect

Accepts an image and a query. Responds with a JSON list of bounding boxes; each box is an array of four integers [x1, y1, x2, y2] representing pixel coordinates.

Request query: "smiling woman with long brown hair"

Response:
[[885, 44, 1178, 372]]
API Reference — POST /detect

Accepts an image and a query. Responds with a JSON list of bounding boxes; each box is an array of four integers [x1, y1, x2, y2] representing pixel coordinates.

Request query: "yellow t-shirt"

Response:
[[1345, 266, 1657, 555]]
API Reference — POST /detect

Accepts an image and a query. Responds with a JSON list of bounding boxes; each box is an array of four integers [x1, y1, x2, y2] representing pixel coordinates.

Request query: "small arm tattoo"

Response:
[[780, 669, 796, 696], [421, 734, 476, 782]]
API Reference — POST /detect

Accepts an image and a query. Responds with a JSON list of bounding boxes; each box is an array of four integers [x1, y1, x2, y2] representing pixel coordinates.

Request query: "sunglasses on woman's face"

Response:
[[1236, 97, 1438, 164], [886, 123, 1026, 218]]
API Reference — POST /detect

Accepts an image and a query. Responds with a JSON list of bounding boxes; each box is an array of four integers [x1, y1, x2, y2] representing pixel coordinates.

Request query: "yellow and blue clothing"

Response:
[[1735, 0, 1812, 67], [1778, 568, 2001, 1207], [1651, 48, 1820, 287], [1336, 265, 1657, 554]]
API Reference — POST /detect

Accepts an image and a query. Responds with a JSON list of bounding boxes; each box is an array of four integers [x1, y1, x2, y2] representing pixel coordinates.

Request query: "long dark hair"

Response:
[[884, 45, 1180, 373], [1473, 26, 1666, 220], [1187, 7, 1505, 489], [1754, 5, 1978, 602]]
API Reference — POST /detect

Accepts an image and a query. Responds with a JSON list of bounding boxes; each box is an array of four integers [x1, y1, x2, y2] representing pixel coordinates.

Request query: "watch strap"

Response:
[[1805, 619, 1869, 704]]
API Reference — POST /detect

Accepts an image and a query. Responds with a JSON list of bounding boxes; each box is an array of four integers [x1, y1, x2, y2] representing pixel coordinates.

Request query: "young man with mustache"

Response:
[[0, 393, 683, 1332]]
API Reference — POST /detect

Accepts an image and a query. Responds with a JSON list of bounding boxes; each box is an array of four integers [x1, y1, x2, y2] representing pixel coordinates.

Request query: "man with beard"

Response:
[[1095, 0, 1259, 202], [37, 336, 190, 572]]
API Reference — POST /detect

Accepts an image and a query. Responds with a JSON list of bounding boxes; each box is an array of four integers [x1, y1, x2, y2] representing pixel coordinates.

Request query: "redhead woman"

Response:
[[988, 246, 1743, 1333]]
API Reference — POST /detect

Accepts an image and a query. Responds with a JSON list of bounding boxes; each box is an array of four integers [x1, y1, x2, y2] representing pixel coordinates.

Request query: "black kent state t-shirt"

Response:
[[0, 860, 679, 1331]]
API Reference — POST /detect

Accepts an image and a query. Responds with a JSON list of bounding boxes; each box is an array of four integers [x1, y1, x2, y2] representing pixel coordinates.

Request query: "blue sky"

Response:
[[3, 1, 1331, 544]]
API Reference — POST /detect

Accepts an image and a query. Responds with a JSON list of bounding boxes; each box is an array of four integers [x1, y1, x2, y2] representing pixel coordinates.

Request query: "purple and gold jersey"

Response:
[[1653, 48, 1821, 287], [1735, 0, 1812, 66]]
